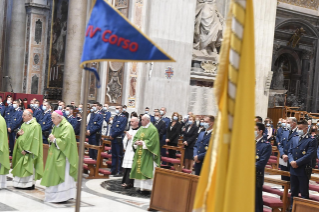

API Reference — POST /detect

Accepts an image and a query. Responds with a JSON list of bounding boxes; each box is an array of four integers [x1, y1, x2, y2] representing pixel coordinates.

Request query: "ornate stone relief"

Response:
[[278, 0, 319, 10], [106, 62, 123, 103]]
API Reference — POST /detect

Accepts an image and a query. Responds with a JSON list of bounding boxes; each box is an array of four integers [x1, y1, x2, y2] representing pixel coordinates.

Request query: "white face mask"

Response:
[[286, 124, 291, 129], [255, 131, 259, 138], [297, 130, 304, 136]]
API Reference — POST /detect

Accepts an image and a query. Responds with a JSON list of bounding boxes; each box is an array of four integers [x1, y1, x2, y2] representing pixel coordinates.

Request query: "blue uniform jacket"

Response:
[[75, 119, 81, 135], [4, 105, 14, 125], [278, 129, 298, 157], [39, 110, 53, 132], [288, 134, 316, 176], [33, 108, 42, 122], [162, 117, 170, 129], [276, 127, 284, 143], [150, 115, 155, 123], [0, 103, 5, 116], [7, 108, 23, 130], [87, 112, 103, 135], [67, 115, 77, 131], [101, 110, 111, 123], [193, 131, 212, 161], [110, 113, 127, 138], [256, 138, 272, 181]]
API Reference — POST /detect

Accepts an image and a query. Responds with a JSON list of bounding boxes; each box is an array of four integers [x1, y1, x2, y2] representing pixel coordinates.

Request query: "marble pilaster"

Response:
[[62, 0, 87, 105]]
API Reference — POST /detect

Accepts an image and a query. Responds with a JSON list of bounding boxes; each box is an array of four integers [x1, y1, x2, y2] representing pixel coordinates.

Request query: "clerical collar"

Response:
[[143, 122, 151, 128], [25, 119, 32, 125], [132, 127, 139, 130], [256, 136, 263, 143]]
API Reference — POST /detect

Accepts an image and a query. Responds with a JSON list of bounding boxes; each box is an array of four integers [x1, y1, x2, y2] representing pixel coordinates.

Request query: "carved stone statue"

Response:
[[286, 94, 298, 107], [271, 62, 285, 90], [287, 27, 306, 48], [193, 0, 223, 57]]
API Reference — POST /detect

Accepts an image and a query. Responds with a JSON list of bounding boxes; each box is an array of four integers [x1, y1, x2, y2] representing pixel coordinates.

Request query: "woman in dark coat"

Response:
[[165, 112, 182, 158], [182, 115, 198, 170]]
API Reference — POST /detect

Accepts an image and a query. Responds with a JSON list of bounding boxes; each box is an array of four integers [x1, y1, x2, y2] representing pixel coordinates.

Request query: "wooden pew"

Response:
[[100, 137, 112, 169], [161, 145, 185, 172], [265, 168, 319, 182], [149, 167, 198, 212], [292, 197, 319, 212]]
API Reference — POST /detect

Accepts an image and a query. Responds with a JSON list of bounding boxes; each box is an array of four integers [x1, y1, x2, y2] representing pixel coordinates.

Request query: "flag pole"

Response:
[[75, 68, 90, 212]]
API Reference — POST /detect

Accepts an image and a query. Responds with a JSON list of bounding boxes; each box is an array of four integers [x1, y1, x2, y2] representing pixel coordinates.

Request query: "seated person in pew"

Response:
[[255, 123, 272, 212], [288, 120, 317, 210], [130, 115, 160, 193], [193, 116, 214, 176], [0, 114, 10, 189], [121, 117, 139, 189], [41, 110, 78, 202]]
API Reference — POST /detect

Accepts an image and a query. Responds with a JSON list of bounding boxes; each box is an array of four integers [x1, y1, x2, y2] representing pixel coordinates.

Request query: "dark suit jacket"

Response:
[[166, 121, 182, 145], [154, 119, 166, 144], [183, 124, 199, 148]]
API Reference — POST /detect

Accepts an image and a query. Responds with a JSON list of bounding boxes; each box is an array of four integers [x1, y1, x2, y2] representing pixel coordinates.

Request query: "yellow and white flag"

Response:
[[193, 0, 256, 211]]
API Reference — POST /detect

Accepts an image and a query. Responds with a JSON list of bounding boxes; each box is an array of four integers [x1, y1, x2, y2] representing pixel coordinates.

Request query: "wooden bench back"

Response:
[[292, 197, 319, 212]]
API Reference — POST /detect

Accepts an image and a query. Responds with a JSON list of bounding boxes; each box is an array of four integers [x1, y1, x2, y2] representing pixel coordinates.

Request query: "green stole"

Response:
[[0, 115, 10, 175]]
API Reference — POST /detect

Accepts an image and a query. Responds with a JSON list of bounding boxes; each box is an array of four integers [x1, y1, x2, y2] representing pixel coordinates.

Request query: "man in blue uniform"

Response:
[[151, 109, 159, 123], [7, 100, 23, 156], [86, 102, 103, 160], [288, 120, 317, 209], [4, 96, 14, 126], [65, 105, 77, 131], [39, 102, 53, 144], [110, 105, 127, 176], [58, 101, 66, 116], [193, 115, 214, 176], [255, 123, 272, 212], [102, 104, 111, 123], [33, 100, 42, 122], [276, 118, 287, 144], [0, 96, 5, 116], [278, 117, 298, 182]]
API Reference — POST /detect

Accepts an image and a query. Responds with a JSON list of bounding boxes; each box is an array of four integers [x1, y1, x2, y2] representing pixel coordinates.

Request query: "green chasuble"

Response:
[[11, 118, 43, 180], [0, 115, 10, 175], [41, 118, 79, 187], [130, 123, 160, 180]]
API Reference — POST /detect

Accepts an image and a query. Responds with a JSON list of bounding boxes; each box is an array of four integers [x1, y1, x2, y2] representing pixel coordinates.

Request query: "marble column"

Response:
[[253, 0, 277, 118], [4, 0, 26, 93], [63, 0, 87, 105]]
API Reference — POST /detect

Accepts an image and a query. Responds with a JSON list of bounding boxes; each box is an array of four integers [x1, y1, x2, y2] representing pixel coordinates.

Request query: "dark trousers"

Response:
[[96, 133, 101, 146], [168, 142, 177, 158], [280, 164, 290, 182], [111, 138, 123, 174], [290, 174, 309, 209], [255, 181, 263, 212], [88, 134, 97, 160], [194, 162, 202, 176], [8, 131, 16, 156], [122, 168, 134, 186], [42, 135, 49, 145]]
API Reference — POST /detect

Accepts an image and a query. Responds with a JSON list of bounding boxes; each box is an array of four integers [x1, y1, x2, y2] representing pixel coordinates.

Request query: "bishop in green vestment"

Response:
[[41, 110, 78, 202], [0, 114, 10, 189], [11, 109, 43, 189], [130, 114, 160, 191]]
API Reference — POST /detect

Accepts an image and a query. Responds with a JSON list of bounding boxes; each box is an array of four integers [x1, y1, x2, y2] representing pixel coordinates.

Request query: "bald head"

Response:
[[22, 110, 33, 122], [52, 111, 63, 126], [130, 117, 139, 128]]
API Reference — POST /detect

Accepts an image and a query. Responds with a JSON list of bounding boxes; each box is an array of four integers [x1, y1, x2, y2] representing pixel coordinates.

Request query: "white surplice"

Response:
[[0, 164, 6, 189]]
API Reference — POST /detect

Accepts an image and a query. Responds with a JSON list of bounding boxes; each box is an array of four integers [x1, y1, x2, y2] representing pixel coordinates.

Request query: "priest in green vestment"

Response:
[[11, 109, 43, 189], [130, 114, 160, 191], [41, 110, 78, 202], [0, 114, 10, 189]]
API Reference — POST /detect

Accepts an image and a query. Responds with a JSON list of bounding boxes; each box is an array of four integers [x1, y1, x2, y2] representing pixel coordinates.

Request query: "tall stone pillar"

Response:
[[253, 0, 277, 118], [4, 0, 26, 93], [62, 0, 87, 105]]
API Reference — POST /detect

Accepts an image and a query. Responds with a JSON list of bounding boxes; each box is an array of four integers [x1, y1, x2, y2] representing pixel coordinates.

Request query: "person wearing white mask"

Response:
[[153, 112, 166, 154], [7, 100, 23, 156], [165, 112, 182, 159], [182, 115, 199, 170], [39, 102, 53, 144], [193, 116, 214, 175], [57, 101, 66, 116], [33, 100, 42, 122], [276, 119, 287, 144], [278, 117, 298, 183], [4, 96, 13, 126], [77, 104, 83, 113], [65, 105, 77, 131]]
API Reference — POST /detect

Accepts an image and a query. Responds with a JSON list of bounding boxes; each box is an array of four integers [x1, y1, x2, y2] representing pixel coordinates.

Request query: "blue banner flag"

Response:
[[80, 0, 175, 68]]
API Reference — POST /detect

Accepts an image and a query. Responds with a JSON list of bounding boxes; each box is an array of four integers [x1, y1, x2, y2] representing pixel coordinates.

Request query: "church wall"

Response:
[[135, 0, 196, 117]]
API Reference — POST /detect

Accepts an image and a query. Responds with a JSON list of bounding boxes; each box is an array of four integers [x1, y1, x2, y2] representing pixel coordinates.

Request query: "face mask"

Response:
[[13, 104, 17, 109], [173, 116, 178, 121], [65, 111, 70, 116], [42, 106, 47, 111], [58, 106, 62, 110], [123, 108, 126, 112], [145, 111, 149, 114], [154, 116, 159, 121], [203, 123, 210, 129], [7, 100, 11, 104], [103, 107, 107, 111], [297, 130, 304, 136], [160, 111, 164, 115], [109, 121, 113, 124], [311, 129, 316, 133], [30, 104, 34, 108], [278, 122, 282, 124], [255, 131, 259, 138], [317, 124, 319, 127], [266, 123, 270, 127], [281, 123, 286, 127], [115, 110, 120, 114], [286, 124, 291, 129], [188, 121, 193, 125], [78, 108, 82, 112], [92, 107, 97, 111], [34, 104, 39, 108], [90, 109, 94, 113]]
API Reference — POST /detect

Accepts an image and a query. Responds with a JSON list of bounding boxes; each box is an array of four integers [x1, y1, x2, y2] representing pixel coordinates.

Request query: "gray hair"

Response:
[[142, 114, 150, 120], [288, 117, 297, 123], [131, 117, 139, 122], [24, 110, 33, 117], [52, 112, 63, 119]]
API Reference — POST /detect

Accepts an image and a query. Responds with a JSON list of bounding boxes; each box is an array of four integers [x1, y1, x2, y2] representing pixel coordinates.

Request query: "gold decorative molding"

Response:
[[278, 0, 319, 10]]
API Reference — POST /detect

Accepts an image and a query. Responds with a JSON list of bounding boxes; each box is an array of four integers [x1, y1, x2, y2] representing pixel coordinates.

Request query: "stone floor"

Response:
[[0, 173, 151, 212]]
